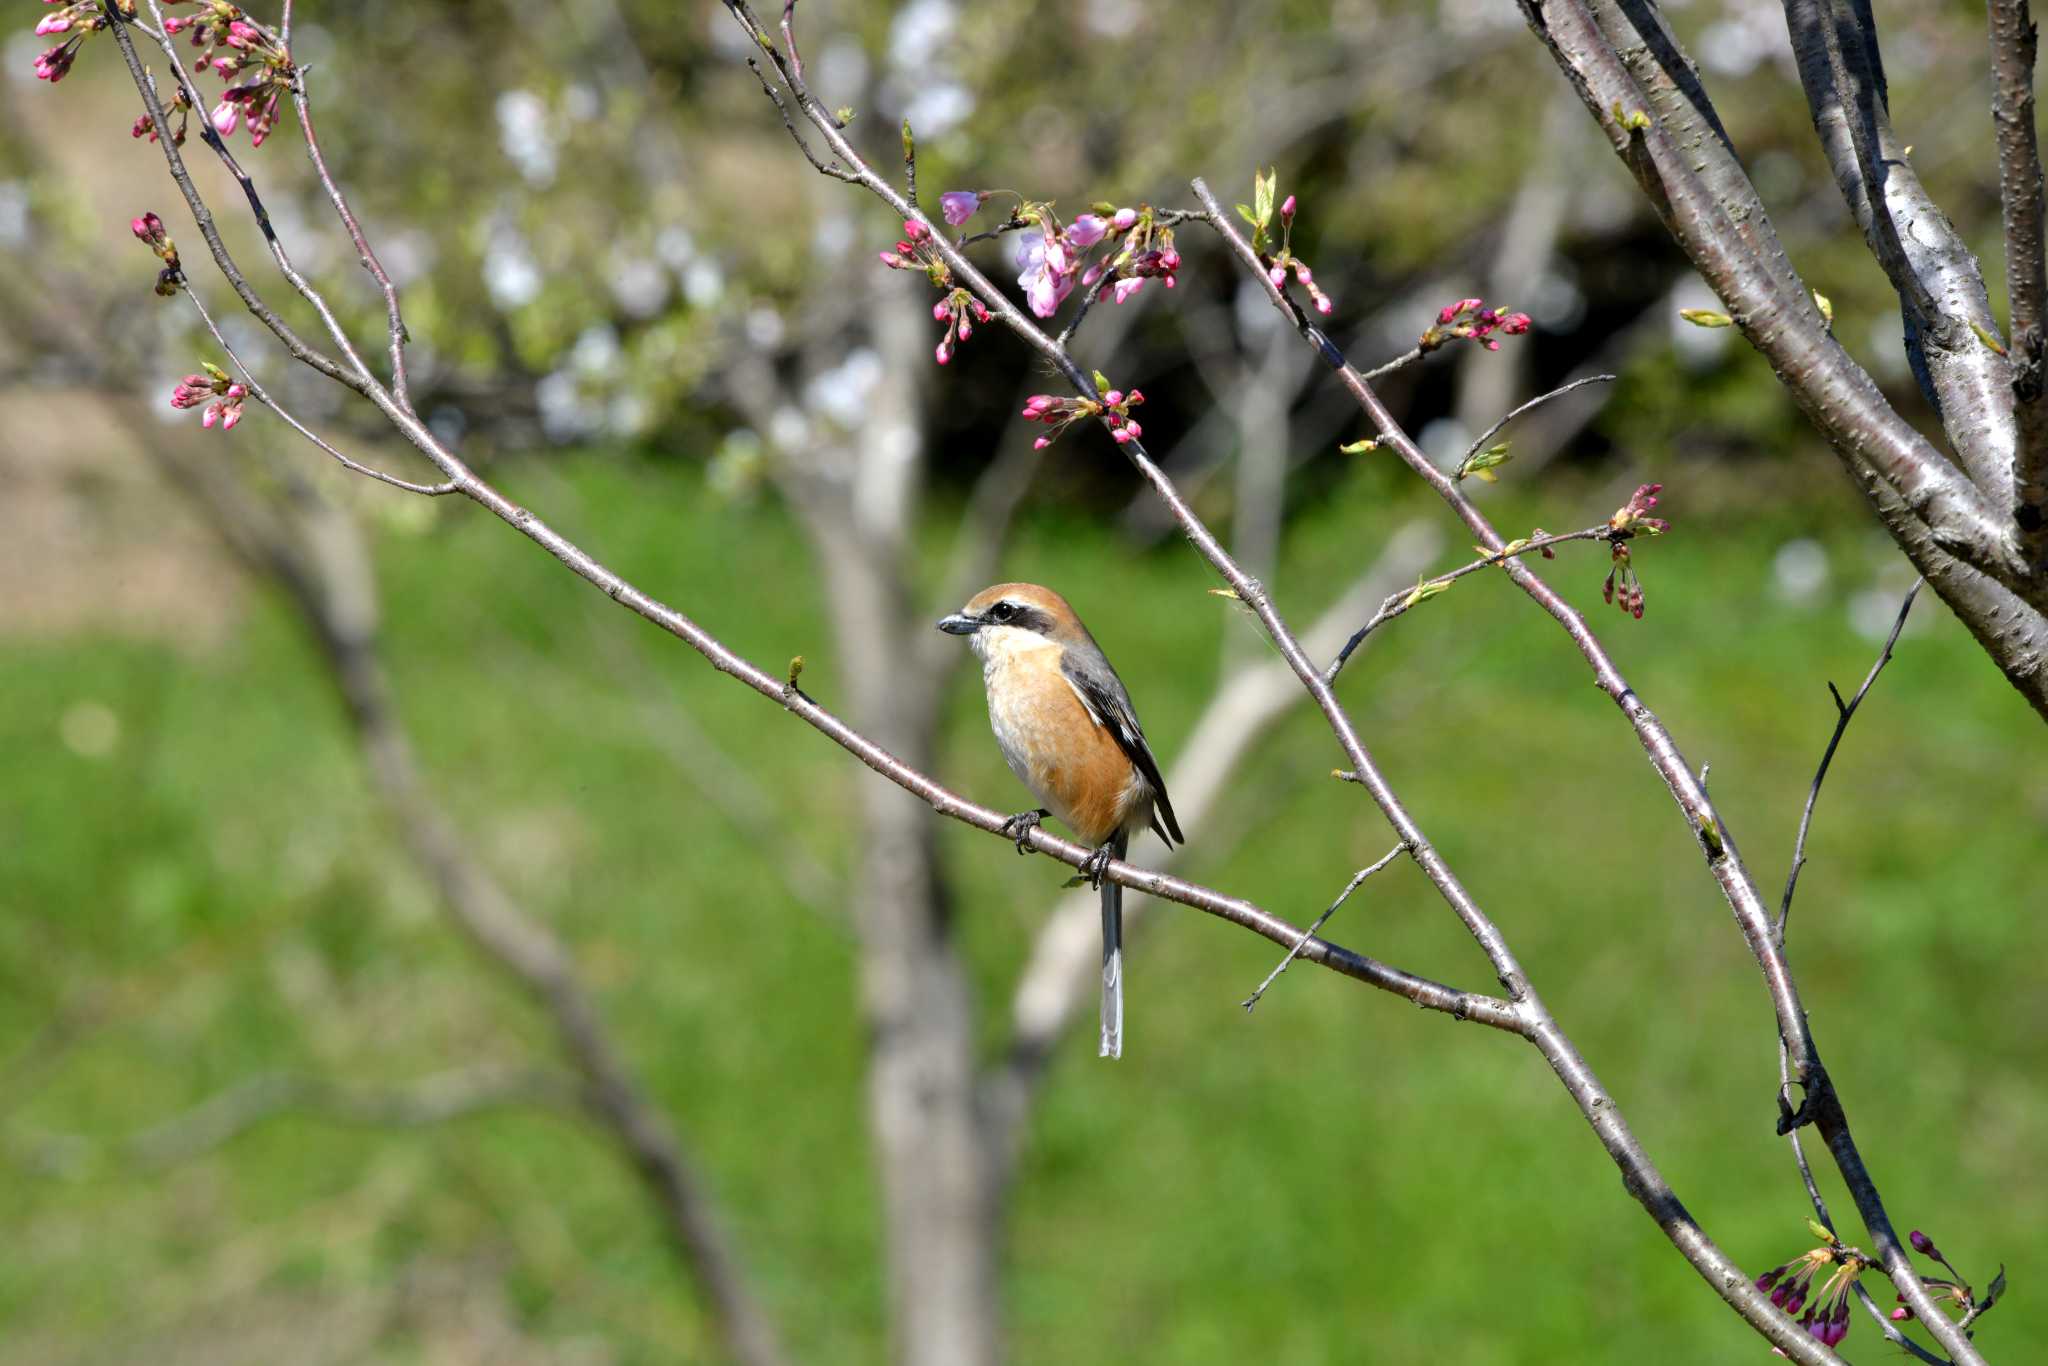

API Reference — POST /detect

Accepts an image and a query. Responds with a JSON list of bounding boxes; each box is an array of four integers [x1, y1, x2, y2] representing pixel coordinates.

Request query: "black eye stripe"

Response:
[[983, 601, 1051, 632]]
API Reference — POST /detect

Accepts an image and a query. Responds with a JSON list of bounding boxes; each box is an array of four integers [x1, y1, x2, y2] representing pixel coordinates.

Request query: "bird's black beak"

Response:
[[936, 612, 980, 635]]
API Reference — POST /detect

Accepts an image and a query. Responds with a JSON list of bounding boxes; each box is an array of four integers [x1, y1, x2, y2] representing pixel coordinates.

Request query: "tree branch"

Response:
[[1990, 0, 2048, 569], [1779, 0, 2015, 499]]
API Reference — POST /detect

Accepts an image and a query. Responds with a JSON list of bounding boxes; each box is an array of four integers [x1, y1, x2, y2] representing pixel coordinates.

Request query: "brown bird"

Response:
[[938, 582, 1183, 1058]]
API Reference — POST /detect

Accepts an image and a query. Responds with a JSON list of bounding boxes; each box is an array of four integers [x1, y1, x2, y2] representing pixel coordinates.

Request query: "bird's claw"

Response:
[[1000, 808, 1049, 854], [1079, 843, 1115, 890]]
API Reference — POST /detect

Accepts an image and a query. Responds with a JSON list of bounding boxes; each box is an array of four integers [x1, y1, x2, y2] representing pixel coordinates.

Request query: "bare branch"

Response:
[[1779, 0, 2015, 498], [182, 289, 455, 495], [1323, 525, 1609, 683], [1459, 373, 1616, 471], [291, 72, 416, 412], [126, 1065, 578, 1169], [1990, 0, 2048, 568], [1776, 580, 1922, 942], [1242, 845, 1406, 1011]]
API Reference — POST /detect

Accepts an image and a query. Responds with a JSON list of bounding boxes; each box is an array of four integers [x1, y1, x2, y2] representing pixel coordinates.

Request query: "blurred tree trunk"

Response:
[[771, 288, 1002, 1366]]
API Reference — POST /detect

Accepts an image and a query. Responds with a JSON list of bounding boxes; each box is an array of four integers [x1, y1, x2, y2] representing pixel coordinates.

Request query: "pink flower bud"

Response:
[[130, 212, 165, 244], [1268, 266, 1287, 287], [1501, 312, 1531, 335], [1111, 425, 1135, 444], [220, 401, 244, 430], [939, 191, 980, 226], [164, 16, 189, 33], [902, 218, 931, 242], [933, 301, 952, 321], [934, 341, 952, 365], [1032, 436, 1050, 450], [211, 100, 239, 136], [1121, 420, 1141, 439], [1124, 389, 1144, 405], [957, 318, 972, 339], [1280, 194, 1296, 220], [1111, 208, 1137, 231], [879, 251, 908, 268], [1103, 390, 1123, 407], [1067, 214, 1108, 248], [202, 402, 221, 428], [131, 114, 153, 138], [35, 12, 71, 34], [225, 384, 247, 399]]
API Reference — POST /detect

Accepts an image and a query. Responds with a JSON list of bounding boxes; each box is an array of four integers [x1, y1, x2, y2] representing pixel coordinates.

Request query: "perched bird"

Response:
[[937, 582, 1183, 1058]]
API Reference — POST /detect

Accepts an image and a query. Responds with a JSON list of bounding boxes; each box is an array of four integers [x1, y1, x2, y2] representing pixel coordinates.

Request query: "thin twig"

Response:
[[126, 1065, 579, 1168], [1459, 373, 1617, 468], [1776, 579, 1922, 942], [780, 0, 805, 84], [182, 288, 456, 495], [292, 73, 416, 413], [1243, 845, 1406, 1010], [745, 59, 856, 182], [1324, 525, 1608, 682]]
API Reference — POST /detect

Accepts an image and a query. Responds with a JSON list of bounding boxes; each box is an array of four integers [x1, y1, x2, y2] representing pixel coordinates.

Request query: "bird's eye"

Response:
[[991, 602, 1016, 623]]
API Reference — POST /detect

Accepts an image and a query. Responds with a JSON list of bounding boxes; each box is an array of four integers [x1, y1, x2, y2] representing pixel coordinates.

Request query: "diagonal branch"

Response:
[[1776, 580, 1922, 942], [1779, 0, 2015, 500]]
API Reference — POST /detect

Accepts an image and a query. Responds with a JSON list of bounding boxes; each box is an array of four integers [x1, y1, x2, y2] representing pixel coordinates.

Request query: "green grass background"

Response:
[[1, 451, 2041, 1363]]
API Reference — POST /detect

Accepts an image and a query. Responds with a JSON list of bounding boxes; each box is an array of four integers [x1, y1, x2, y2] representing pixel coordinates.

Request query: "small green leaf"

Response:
[[1679, 308, 1734, 328], [786, 655, 805, 689], [1091, 370, 1112, 396], [1339, 437, 1379, 454], [1401, 576, 1452, 609], [1806, 1218, 1836, 1246], [834, 106, 856, 125], [1456, 441, 1513, 483], [1254, 168, 1275, 229], [1812, 290, 1834, 329], [1236, 203, 1258, 228], [1207, 586, 1240, 600], [201, 361, 231, 383], [1698, 811, 1724, 857], [901, 118, 915, 161], [1972, 319, 2010, 356]]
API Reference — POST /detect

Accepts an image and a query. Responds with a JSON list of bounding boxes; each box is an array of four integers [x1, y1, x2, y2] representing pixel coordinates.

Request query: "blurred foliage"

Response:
[[2, 0, 2045, 1361]]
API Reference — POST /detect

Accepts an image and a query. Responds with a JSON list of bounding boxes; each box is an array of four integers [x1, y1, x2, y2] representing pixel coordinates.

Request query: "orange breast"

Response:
[[982, 639, 1145, 847]]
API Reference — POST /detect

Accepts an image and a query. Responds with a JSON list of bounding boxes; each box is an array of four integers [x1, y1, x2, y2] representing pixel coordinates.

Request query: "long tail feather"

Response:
[[1099, 834, 1126, 1059]]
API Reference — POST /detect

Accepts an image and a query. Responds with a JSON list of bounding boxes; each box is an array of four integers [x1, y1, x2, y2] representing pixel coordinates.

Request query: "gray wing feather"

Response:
[[1059, 649, 1184, 845]]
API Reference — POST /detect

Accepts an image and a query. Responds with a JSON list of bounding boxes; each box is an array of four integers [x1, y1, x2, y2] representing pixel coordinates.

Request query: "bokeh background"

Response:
[[2, 0, 2044, 1361]]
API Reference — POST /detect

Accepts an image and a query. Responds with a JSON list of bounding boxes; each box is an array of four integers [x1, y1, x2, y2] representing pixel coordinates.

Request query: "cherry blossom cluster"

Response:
[[30, 0, 131, 83], [1020, 379, 1143, 450], [170, 361, 248, 430], [131, 84, 196, 146], [1754, 1240, 1865, 1351], [878, 220, 995, 363], [162, 2, 292, 146], [131, 210, 183, 296], [1236, 170, 1331, 315], [1601, 483, 1670, 619], [945, 194, 1181, 318], [1420, 297, 1532, 354], [932, 287, 991, 366]]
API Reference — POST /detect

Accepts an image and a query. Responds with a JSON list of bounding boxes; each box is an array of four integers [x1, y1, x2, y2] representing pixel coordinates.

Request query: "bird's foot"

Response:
[[1079, 842, 1116, 890], [1000, 808, 1050, 855]]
